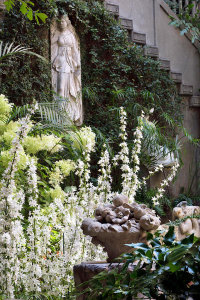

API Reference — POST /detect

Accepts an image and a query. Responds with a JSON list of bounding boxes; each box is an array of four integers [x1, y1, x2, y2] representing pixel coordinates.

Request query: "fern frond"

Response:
[[8, 104, 30, 122], [0, 41, 47, 64], [37, 102, 74, 129], [9, 101, 75, 132]]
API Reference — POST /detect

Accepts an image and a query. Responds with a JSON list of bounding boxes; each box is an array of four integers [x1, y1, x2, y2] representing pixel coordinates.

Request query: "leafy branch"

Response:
[[4, 0, 48, 24]]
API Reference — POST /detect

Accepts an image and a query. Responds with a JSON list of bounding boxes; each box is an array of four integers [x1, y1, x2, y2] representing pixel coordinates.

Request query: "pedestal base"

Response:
[[73, 261, 155, 300], [73, 261, 121, 300]]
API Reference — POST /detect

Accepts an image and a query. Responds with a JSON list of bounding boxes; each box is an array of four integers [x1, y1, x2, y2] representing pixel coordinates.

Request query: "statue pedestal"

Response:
[[73, 261, 143, 300], [73, 262, 154, 300], [73, 261, 122, 300]]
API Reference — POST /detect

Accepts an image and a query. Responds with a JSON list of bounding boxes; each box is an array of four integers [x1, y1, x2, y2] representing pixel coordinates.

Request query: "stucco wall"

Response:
[[170, 98, 200, 196], [106, 0, 200, 95], [106, 0, 155, 45], [156, 1, 200, 95], [106, 0, 200, 196]]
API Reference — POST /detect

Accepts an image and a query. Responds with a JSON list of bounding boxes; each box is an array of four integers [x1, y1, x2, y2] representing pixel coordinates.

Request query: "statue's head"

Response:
[[58, 15, 70, 31]]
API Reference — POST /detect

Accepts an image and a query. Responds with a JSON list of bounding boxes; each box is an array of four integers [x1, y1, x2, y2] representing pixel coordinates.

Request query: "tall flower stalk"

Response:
[[129, 111, 145, 201], [0, 100, 179, 298], [97, 144, 112, 203], [113, 107, 133, 198], [0, 106, 36, 298], [152, 161, 179, 206]]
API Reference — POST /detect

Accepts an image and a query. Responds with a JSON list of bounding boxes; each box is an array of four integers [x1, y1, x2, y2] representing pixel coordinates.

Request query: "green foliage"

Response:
[[0, 0, 182, 144], [173, 193, 200, 208], [1, 0, 188, 199], [0, 1, 53, 104], [4, 0, 48, 24], [80, 227, 200, 299], [136, 187, 172, 217], [0, 40, 47, 68], [173, 193, 194, 207], [168, 0, 200, 43]]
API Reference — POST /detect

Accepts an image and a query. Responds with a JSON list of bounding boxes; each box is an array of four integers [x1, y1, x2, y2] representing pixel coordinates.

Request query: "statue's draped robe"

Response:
[[51, 21, 83, 125]]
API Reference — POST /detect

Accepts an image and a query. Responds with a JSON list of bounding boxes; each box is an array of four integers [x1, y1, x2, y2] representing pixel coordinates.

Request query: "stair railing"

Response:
[[164, 0, 199, 15]]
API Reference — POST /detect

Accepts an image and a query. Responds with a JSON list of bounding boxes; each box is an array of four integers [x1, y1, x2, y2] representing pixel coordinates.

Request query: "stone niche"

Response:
[[51, 15, 83, 126]]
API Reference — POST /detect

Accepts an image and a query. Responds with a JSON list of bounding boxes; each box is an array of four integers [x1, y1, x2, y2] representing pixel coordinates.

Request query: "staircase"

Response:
[[105, 0, 200, 196], [105, 0, 200, 108]]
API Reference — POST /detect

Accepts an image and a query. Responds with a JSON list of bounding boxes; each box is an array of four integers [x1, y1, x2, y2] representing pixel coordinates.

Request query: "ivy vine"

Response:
[[0, 0, 182, 153]]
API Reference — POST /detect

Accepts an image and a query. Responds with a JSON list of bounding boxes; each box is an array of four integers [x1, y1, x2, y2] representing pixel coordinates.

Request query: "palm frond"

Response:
[[0, 41, 47, 63], [9, 101, 76, 133], [8, 104, 30, 122], [141, 118, 181, 168], [37, 102, 74, 129]]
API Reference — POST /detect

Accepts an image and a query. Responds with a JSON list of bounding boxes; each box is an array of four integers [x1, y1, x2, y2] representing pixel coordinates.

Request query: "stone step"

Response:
[[0, 0, 5, 11], [105, 3, 119, 16], [159, 59, 170, 71], [105, 3, 194, 94], [179, 84, 193, 96], [144, 46, 159, 58], [171, 72, 182, 84], [119, 17, 133, 30], [132, 32, 146, 45], [189, 96, 200, 107]]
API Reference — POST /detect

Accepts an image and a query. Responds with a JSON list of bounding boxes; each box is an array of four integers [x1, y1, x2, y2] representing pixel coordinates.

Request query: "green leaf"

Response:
[[35, 14, 39, 25], [167, 262, 181, 272], [181, 233, 196, 245], [167, 244, 190, 262], [35, 12, 48, 23], [180, 28, 188, 35], [146, 232, 153, 241], [4, 0, 14, 11], [27, 1, 34, 6], [20, 2, 28, 15], [125, 243, 149, 251], [27, 9, 33, 21], [145, 249, 153, 259], [163, 226, 175, 246]]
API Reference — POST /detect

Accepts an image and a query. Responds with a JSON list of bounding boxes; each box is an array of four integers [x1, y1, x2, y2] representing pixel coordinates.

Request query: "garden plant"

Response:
[[80, 226, 200, 300], [0, 95, 180, 299], [0, 0, 199, 299]]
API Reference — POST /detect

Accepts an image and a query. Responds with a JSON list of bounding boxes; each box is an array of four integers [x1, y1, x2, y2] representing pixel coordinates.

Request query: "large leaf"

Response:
[[167, 244, 190, 262], [163, 226, 176, 246]]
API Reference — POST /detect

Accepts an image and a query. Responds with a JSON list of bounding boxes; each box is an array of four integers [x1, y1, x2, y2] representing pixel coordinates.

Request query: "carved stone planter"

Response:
[[81, 195, 161, 261]]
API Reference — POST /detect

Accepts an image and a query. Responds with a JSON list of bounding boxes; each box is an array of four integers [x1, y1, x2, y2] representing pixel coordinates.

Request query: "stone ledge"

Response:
[[171, 72, 182, 84], [132, 32, 146, 45], [74, 262, 151, 300], [189, 96, 200, 107], [159, 59, 170, 71], [179, 84, 193, 96], [74, 262, 119, 300], [144, 46, 159, 58], [105, 3, 119, 16], [119, 17, 133, 30]]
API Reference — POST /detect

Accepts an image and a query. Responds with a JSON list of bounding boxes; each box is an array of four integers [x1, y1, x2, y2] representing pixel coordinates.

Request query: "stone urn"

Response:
[[81, 194, 161, 261]]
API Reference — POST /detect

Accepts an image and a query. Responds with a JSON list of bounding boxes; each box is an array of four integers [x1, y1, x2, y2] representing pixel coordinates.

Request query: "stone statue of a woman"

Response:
[[51, 15, 83, 125]]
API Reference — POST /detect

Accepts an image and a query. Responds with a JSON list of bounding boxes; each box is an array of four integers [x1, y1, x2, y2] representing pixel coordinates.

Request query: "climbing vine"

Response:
[[0, 0, 182, 154]]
